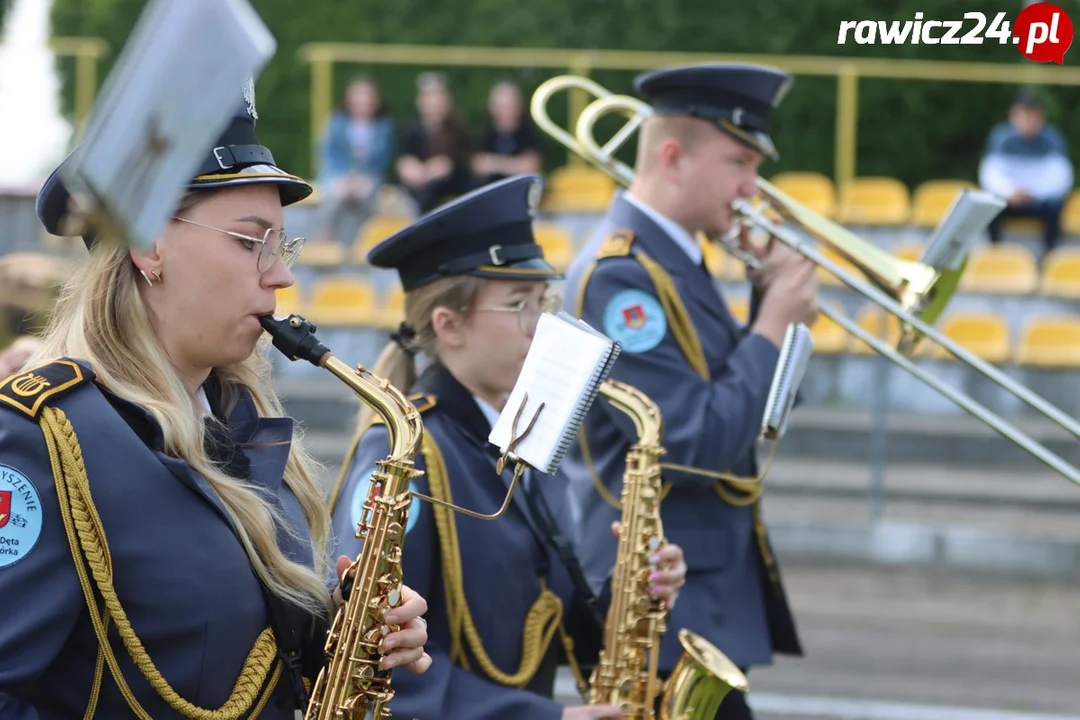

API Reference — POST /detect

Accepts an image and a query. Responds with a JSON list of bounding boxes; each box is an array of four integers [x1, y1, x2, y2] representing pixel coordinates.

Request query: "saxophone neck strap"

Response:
[[520, 479, 605, 630]]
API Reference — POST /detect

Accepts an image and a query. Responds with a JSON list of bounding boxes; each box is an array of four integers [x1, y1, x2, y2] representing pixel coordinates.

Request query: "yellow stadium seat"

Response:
[[295, 240, 347, 267], [726, 296, 750, 324], [809, 304, 849, 355], [837, 177, 911, 226], [1017, 316, 1080, 368], [959, 244, 1038, 295], [354, 215, 413, 261], [698, 236, 725, 276], [541, 165, 617, 213], [1041, 247, 1080, 298], [697, 236, 745, 281], [274, 284, 304, 317], [852, 306, 901, 356], [910, 179, 977, 228], [1062, 190, 1080, 236], [892, 240, 925, 263], [1003, 217, 1044, 235], [817, 246, 864, 288], [533, 222, 576, 270], [935, 312, 1011, 364], [369, 286, 406, 330], [306, 276, 379, 327], [769, 172, 837, 218]]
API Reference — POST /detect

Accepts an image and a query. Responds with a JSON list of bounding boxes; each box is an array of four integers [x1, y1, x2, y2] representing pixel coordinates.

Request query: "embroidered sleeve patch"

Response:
[[603, 289, 668, 353], [0, 465, 43, 568], [0, 360, 91, 419], [350, 465, 421, 537]]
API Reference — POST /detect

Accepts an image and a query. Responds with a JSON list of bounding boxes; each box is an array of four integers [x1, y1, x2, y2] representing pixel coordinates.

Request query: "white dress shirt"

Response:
[[474, 395, 533, 493], [622, 191, 703, 266]]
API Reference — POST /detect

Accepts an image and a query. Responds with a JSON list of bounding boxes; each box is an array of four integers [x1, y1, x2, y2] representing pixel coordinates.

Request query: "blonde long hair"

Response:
[[28, 194, 332, 617], [354, 275, 482, 436]]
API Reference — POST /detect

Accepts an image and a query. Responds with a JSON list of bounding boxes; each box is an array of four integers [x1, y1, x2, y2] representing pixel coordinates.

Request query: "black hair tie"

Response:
[[390, 321, 418, 356]]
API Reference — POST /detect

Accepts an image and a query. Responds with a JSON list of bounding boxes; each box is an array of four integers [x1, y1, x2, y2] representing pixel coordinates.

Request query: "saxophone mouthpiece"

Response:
[[259, 313, 332, 367]]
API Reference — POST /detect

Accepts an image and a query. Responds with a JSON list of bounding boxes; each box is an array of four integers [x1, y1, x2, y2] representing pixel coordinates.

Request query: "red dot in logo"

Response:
[[1014, 2, 1074, 64]]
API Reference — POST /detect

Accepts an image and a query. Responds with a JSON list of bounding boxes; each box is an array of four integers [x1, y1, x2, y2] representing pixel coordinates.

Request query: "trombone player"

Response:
[[560, 64, 817, 720]]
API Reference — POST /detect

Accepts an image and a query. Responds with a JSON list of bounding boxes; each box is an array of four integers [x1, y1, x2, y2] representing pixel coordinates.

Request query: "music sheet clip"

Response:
[[920, 189, 1008, 272]]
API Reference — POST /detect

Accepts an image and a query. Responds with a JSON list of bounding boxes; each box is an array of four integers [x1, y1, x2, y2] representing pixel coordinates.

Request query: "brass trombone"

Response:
[[531, 74, 1080, 487]]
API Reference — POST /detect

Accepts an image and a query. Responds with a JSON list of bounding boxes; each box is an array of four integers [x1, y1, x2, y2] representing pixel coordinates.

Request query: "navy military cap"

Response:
[[36, 79, 312, 250], [367, 174, 561, 292], [634, 63, 793, 161]]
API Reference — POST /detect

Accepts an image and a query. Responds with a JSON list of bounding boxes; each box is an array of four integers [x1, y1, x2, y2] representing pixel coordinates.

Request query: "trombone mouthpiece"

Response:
[[259, 313, 331, 367]]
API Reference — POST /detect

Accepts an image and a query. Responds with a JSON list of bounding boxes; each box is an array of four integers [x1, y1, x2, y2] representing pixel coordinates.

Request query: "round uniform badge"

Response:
[[0, 465, 43, 569], [603, 289, 667, 353], [351, 466, 420, 536]]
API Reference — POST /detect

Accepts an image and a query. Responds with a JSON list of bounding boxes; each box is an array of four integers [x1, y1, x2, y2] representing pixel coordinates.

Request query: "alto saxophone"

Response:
[[261, 313, 536, 719], [260, 314, 424, 720], [587, 379, 748, 720]]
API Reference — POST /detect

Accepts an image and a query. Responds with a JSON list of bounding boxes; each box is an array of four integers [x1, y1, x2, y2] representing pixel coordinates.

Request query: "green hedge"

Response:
[[49, 0, 1080, 190]]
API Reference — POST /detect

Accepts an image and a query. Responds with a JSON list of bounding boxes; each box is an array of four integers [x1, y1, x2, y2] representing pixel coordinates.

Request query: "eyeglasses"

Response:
[[472, 293, 561, 334], [171, 217, 306, 273]]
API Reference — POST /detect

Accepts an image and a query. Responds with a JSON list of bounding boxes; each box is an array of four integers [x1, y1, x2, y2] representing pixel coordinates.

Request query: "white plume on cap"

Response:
[[243, 77, 258, 122]]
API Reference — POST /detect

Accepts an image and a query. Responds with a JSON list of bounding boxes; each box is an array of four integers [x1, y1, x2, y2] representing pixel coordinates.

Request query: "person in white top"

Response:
[[979, 89, 1074, 252]]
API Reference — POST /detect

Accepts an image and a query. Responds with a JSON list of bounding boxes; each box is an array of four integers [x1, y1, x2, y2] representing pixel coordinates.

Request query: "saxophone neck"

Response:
[[260, 313, 424, 460], [598, 379, 663, 449], [324, 356, 424, 460]]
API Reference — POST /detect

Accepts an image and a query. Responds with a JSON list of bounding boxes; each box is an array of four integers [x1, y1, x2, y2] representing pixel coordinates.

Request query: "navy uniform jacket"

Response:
[[332, 362, 605, 720], [560, 193, 803, 674], [0, 360, 326, 720]]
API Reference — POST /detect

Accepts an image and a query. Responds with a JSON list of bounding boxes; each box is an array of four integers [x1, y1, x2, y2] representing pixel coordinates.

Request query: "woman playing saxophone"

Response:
[[0, 89, 430, 719], [331, 174, 688, 720]]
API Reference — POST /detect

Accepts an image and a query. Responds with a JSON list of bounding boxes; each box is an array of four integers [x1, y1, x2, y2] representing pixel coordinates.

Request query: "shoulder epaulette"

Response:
[[370, 392, 437, 426], [0, 359, 94, 420], [408, 392, 438, 415], [595, 230, 635, 260]]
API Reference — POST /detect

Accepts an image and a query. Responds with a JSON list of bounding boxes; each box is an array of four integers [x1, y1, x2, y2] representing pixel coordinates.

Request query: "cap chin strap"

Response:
[[436, 244, 542, 276], [194, 144, 276, 177]]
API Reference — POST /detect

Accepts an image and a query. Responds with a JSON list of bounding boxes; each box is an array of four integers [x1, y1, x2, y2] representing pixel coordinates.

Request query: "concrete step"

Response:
[[301, 428, 1080, 579], [554, 561, 1080, 716], [277, 378, 1080, 473], [299, 429, 1080, 513]]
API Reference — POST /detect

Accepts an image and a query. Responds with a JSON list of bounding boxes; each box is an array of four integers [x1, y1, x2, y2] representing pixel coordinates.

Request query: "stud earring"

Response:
[[140, 270, 157, 287]]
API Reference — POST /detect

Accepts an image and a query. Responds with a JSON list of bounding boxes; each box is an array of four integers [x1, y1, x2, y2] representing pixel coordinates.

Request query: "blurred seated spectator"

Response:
[[395, 72, 473, 214], [0, 336, 42, 378], [0, 252, 68, 376], [980, 89, 1074, 252], [313, 75, 395, 245], [470, 80, 542, 189]]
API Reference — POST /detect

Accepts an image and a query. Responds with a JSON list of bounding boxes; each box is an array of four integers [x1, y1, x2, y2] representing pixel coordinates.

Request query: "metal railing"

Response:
[[43, 36, 111, 134], [297, 42, 1080, 189]]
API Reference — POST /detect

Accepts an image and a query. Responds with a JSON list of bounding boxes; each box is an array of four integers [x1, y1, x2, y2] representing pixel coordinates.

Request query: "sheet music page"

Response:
[[61, 0, 276, 251], [922, 189, 1007, 271], [490, 313, 614, 473]]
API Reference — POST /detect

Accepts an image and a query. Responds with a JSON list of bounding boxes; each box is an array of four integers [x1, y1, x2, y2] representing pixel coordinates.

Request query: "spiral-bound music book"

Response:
[[489, 311, 622, 475], [761, 322, 814, 440]]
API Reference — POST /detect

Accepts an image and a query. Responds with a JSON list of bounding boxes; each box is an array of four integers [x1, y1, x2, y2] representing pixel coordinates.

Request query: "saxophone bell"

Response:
[[658, 629, 748, 720], [588, 380, 748, 720]]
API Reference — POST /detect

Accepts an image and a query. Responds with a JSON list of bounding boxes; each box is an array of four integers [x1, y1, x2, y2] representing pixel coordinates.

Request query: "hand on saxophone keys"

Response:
[[611, 522, 688, 611], [333, 555, 434, 674]]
